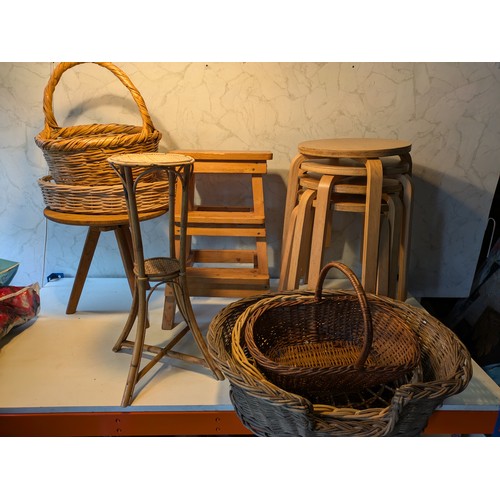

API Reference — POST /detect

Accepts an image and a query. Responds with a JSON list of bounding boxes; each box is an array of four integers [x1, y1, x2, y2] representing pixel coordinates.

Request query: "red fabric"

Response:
[[0, 283, 40, 340]]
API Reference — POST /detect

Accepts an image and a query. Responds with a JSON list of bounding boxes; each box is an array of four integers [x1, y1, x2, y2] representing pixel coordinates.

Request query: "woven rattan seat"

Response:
[[143, 257, 180, 280]]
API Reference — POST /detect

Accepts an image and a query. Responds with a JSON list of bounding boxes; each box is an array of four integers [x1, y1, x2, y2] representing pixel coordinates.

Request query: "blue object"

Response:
[[47, 272, 64, 282], [0, 259, 19, 286]]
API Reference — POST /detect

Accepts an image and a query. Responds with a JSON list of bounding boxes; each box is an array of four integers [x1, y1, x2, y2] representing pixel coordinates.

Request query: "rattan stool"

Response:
[[43, 208, 166, 314], [108, 153, 224, 407]]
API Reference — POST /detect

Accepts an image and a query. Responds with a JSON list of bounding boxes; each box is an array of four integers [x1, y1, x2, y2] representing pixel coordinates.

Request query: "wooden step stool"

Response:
[[170, 150, 272, 297]]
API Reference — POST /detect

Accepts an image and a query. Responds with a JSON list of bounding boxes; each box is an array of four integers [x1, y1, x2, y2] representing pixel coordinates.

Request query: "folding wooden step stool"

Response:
[[170, 150, 272, 298]]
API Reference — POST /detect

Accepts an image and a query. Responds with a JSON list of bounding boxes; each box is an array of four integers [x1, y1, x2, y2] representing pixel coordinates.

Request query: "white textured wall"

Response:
[[0, 62, 498, 297]]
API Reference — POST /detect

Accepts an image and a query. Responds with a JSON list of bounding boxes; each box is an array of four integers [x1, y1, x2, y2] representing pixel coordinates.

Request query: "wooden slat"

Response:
[[178, 207, 265, 225], [169, 149, 273, 161], [190, 249, 256, 264], [186, 284, 270, 297], [176, 226, 266, 237], [190, 161, 267, 174], [186, 266, 268, 281]]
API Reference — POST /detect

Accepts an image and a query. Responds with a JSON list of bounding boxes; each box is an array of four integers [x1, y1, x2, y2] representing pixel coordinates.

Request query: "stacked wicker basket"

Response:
[[35, 62, 167, 215], [207, 262, 473, 436]]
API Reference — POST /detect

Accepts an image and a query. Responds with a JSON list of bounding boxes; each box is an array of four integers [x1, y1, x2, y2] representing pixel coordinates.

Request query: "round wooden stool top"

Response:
[[298, 138, 411, 158], [107, 152, 195, 168], [43, 207, 167, 227]]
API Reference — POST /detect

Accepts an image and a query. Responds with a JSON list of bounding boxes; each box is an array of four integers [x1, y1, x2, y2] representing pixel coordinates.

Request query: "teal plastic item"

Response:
[[0, 259, 20, 286]]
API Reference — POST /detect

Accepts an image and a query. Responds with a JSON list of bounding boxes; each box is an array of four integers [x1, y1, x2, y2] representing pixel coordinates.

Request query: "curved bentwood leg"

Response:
[[361, 158, 383, 293], [282, 153, 307, 250]]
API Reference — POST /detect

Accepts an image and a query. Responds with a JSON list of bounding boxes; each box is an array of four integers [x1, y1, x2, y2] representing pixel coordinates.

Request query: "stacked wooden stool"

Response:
[[279, 138, 413, 300]]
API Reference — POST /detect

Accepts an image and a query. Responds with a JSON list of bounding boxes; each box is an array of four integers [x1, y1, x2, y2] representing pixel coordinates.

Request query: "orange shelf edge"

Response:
[[1, 409, 498, 437]]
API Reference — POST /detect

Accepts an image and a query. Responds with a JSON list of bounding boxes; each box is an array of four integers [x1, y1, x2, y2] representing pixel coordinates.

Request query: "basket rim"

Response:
[[214, 292, 398, 418], [207, 290, 473, 418], [242, 292, 421, 376], [38, 174, 168, 191], [35, 124, 162, 151]]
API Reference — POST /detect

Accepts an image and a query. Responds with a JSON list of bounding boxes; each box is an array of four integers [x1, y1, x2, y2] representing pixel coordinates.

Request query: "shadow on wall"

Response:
[[263, 172, 287, 278], [175, 168, 288, 281], [409, 163, 494, 298]]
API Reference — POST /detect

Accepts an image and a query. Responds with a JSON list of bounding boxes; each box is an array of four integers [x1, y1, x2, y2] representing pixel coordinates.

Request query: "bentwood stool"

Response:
[[281, 138, 413, 299], [43, 207, 166, 314], [279, 175, 403, 297], [300, 159, 408, 295], [108, 152, 224, 407]]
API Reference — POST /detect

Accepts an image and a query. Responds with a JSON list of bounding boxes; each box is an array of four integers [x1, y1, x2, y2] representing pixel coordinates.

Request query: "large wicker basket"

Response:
[[240, 262, 421, 402], [207, 291, 472, 437], [34, 62, 162, 186], [38, 175, 169, 215]]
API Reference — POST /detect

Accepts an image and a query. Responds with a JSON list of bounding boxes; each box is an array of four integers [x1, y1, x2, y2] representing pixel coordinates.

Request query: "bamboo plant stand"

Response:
[[169, 150, 272, 298]]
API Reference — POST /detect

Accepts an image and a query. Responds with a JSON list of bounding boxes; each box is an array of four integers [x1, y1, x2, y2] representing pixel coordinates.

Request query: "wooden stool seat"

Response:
[[43, 207, 166, 314]]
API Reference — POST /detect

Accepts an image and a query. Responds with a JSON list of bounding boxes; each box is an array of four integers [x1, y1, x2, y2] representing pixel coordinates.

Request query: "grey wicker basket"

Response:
[[207, 289, 472, 437]]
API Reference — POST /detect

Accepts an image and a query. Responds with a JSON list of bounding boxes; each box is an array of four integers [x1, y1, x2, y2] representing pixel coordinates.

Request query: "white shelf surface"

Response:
[[0, 278, 499, 415]]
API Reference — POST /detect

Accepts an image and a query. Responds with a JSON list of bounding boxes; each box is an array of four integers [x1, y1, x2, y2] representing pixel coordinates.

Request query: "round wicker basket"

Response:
[[34, 62, 162, 186], [240, 262, 421, 402], [38, 175, 169, 215]]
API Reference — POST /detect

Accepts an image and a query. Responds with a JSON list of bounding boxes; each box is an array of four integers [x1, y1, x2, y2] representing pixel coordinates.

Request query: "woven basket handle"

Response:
[[41, 62, 156, 137], [314, 261, 373, 369]]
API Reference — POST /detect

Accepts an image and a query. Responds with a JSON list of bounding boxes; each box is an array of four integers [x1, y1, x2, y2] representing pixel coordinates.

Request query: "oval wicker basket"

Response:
[[38, 175, 169, 215], [207, 290, 473, 437], [34, 62, 162, 186], [241, 262, 421, 403]]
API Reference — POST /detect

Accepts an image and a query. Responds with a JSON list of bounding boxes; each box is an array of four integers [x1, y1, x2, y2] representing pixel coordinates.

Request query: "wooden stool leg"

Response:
[[396, 173, 413, 301], [362, 158, 383, 293], [285, 189, 316, 290], [66, 226, 101, 314], [376, 211, 391, 297], [278, 205, 298, 291], [307, 175, 335, 290], [161, 284, 176, 330], [282, 153, 306, 249], [388, 193, 403, 299]]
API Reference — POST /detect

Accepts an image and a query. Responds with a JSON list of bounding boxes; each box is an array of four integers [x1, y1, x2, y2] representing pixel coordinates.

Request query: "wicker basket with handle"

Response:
[[207, 289, 472, 436], [34, 62, 162, 186], [241, 262, 421, 403]]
